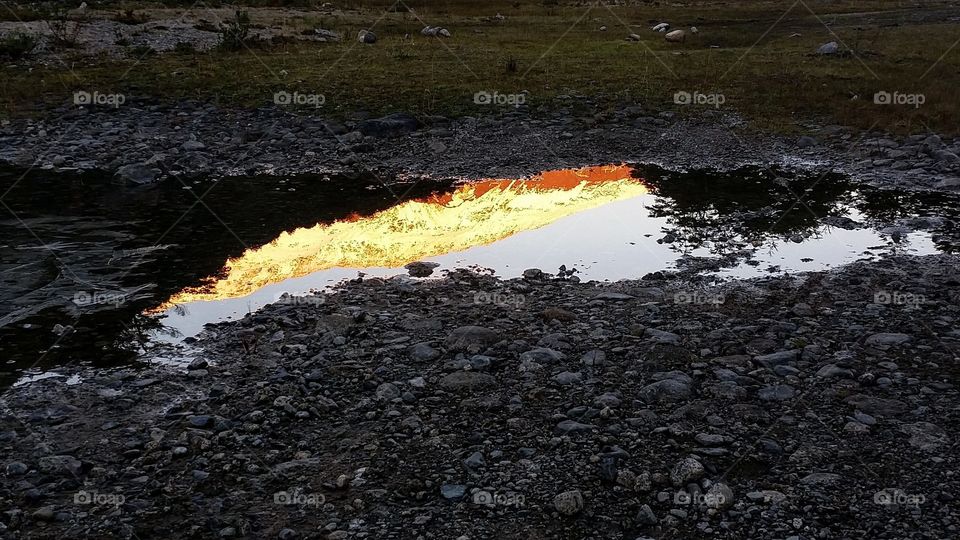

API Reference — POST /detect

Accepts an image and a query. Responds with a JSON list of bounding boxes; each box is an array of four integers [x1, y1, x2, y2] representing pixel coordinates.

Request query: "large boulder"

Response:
[[665, 30, 686, 43]]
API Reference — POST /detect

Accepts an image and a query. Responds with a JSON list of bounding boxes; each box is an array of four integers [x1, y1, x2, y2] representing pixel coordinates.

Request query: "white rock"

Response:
[[665, 30, 686, 43]]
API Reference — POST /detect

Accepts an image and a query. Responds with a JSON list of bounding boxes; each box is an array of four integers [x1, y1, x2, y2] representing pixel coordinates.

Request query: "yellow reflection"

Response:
[[156, 164, 647, 309]]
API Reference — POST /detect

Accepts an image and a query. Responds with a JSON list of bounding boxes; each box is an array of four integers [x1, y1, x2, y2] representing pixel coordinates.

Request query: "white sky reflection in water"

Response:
[[153, 168, 938, 341]]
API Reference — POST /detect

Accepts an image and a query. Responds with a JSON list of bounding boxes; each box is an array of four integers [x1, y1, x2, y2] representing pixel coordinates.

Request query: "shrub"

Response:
[[218, 10, 258, 51], [0, 32, 39, 60]]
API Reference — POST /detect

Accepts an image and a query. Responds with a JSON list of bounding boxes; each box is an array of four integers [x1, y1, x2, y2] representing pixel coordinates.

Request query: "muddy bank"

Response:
[[2, 101, 959, 191], [1, 254, 958, 538]]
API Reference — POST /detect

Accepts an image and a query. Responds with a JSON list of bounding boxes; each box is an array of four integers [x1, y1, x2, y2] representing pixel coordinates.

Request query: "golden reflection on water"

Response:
[[156, 164, 647, 309]]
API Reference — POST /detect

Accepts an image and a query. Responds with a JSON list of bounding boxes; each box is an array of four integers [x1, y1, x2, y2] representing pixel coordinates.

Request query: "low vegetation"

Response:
[[0, 0, 957, 134]]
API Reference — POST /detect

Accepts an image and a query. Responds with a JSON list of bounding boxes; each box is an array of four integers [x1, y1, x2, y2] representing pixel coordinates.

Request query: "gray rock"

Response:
[[551, 371, 583, 385], [409, 342, 440, 362], [441, 484, 466, 500], [754, 350, 800, 368], [446, 325, 499, 351], [864, 332, 911, 347], [758, 384, 795, 401], [357, 29, 377, 43], [706, 482, 734, 510], [797, 136, 818, 148], [636, 503, 658, 524], [5, 462, 28, 475], [581, 349, 606, 366], [670, 457, 705, 486], [404, 261, 439, 277], [182, 140, 206, 151], [553, 490, 585, 515], [900, 422, 949, 451], [817, 41, 839, 55], [376, 382, 401, 401], [463, 451, 486, 470], [115, 163, 160, 185], [555, 419, 596, 434], [639, 379, 691, 403], [38, 455, 82, 476]]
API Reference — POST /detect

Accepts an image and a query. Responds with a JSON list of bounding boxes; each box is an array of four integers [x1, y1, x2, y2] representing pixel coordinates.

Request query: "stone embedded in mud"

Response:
[[553, 490, 585, 515], [445, 325, 500, 351]]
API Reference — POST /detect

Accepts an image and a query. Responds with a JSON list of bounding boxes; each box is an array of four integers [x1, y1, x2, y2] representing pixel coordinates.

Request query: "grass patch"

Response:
[[0, 1, 958, 134]]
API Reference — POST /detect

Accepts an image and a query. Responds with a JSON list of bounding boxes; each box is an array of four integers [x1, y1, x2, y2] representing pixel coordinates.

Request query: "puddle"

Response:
[[2, 163, 959, 387]]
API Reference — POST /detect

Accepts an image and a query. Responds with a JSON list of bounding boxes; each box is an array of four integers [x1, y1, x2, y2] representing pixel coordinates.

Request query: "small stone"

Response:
[[636, 504, 658, 525]]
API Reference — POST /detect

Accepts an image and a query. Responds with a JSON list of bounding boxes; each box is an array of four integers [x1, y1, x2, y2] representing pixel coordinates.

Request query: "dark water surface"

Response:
[[1, 164, 958, 388]]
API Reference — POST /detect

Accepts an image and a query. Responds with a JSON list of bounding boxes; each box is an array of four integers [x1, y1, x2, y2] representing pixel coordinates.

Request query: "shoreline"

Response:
[[1, 254, 957, 538], [2, 102, 960, 192]]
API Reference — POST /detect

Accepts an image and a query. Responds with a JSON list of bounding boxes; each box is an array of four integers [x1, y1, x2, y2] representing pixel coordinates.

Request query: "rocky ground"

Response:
[[1, 254, 958, 539], [2, 101, 960, 191]]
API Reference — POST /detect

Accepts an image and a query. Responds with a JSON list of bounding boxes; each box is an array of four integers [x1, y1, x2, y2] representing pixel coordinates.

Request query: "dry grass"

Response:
[[0, 0, 958, 134]]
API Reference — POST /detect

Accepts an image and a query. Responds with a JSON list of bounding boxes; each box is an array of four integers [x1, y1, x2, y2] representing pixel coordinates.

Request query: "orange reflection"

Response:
[[155, 164, 646, 310]]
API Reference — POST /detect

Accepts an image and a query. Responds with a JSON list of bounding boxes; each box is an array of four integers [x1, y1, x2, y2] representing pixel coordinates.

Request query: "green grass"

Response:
[[1, 0, 958, 134]]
